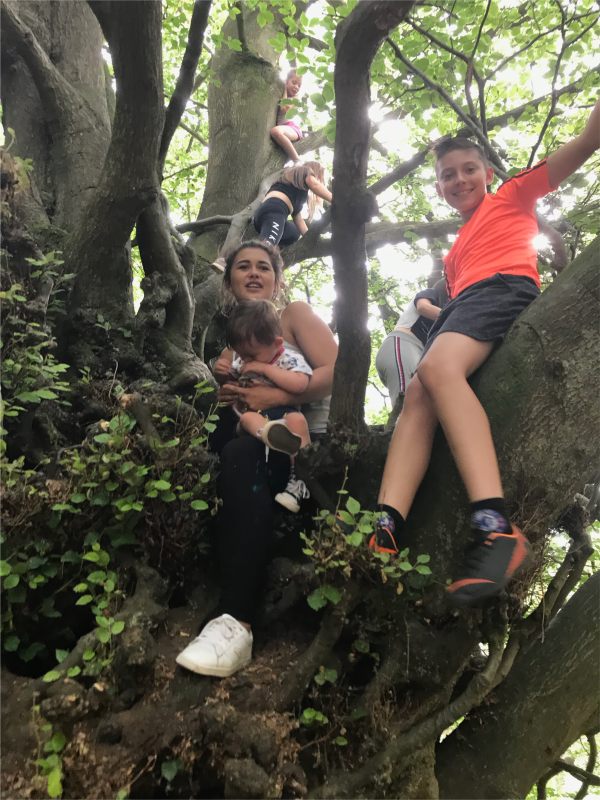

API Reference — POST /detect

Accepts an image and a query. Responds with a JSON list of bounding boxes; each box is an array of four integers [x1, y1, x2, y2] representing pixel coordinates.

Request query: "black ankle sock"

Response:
[[377, 504, 405, 532], [470, 498, 511, 533]]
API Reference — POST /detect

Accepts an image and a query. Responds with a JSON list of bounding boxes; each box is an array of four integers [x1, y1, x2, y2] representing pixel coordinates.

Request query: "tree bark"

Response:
[[66, 1, 164, 371], [0, 0, 110, 227], [436, 572, 600, 799], [329, 0, 414, 431], [188, 5, 286, 274]]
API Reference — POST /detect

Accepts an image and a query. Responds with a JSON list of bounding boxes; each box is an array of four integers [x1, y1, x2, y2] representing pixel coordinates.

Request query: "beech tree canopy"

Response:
[[1, 1, 598, 799]]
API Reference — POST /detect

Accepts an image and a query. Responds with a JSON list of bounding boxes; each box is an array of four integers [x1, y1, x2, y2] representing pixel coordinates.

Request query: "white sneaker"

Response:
[[175, 614, 252, 677], [275, 476, 310, 513]]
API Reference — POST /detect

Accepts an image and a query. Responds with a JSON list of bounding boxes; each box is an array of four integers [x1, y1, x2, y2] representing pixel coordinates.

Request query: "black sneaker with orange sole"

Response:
[[447, 525, 531, 607], [368, 523, 400, 556]]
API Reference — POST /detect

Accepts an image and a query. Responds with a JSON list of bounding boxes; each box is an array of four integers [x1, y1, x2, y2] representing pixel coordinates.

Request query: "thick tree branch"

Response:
[[313, 629, 506, 798], [0, 1, 80, 122], [159, 0, 211, 174], [329, 0, 414, 432], [437, 571, 600, 799]]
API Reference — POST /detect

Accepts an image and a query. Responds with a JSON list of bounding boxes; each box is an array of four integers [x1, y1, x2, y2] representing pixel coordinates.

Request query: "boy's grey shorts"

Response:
[[423, 273, 539, 354]]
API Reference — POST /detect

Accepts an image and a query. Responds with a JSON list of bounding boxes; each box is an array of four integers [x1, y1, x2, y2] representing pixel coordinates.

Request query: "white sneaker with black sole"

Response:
[[175, 614, 252, 677], [275, 476, 310, 513]]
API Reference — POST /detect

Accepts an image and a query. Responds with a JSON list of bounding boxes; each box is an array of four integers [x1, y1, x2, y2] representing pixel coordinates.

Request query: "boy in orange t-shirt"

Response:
[[372, 100, 599, 606]]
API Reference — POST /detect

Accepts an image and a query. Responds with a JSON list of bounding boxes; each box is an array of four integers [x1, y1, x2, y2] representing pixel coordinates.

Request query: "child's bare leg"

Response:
[[283, 412, 310, 448], [418, 332, 531, 607], [238, 411, 268, 438], [270, 125, 301, 162], [378, 375, 438, 518], [416, 332, 501, 501]]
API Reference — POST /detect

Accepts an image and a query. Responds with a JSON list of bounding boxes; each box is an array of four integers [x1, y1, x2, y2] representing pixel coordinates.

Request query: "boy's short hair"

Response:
[[434, 136, 489, 167], [226, 300, 282, 350]]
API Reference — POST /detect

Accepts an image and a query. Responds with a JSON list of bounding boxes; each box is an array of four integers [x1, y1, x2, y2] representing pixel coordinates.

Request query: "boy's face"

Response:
[[435, 149, 494, 220], [236, 336, 283, 364]]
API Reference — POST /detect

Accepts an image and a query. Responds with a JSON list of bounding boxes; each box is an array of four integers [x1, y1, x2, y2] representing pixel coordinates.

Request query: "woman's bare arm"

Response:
[[305, 174, 333, 203]]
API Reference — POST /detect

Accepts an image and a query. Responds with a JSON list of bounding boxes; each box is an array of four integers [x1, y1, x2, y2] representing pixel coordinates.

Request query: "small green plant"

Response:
[[33, 706, 66, 799], [301, 478, 433, 609]]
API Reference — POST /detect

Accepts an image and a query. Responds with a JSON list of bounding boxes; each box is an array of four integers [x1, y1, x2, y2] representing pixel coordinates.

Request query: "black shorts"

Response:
[[423, 273, 539, 354]]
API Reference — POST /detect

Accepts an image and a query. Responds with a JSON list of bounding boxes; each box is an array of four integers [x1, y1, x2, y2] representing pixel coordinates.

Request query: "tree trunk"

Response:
[[436, 572, 600, 799], [0, 0, 111, 228], [66, 0, 164, 372], [329, 0, 414, 431]]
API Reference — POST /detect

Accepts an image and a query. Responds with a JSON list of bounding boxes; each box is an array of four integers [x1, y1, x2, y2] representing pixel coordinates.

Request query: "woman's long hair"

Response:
[[281, 161, 326, 222], [220, 240, 286, 315]]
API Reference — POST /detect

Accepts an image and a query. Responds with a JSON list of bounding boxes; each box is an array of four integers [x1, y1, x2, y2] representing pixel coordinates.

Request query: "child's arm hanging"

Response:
[[546, 99, 599, 188]]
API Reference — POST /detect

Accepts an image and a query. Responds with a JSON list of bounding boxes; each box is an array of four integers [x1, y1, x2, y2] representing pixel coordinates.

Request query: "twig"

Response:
[[159, 0, 211, 173]]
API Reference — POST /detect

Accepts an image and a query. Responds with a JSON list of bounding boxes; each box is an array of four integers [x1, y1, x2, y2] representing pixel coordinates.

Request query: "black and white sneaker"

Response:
[[275, 476, 310, 513]]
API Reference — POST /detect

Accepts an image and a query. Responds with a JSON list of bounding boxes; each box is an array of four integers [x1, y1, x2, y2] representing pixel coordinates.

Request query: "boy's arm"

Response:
[[241, 361, 310, 394], [546, 100, 600, 188], [415, 298, 442, 321]]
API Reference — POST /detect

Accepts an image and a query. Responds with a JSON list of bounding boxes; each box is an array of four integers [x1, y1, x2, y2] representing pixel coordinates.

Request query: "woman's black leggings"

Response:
[[210, 409, 290, 624], [253, 197, 301, 247]]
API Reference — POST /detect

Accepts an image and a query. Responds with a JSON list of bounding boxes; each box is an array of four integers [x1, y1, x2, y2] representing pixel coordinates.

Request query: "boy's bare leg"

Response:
[[416, 332, 501, 501], [270, 125, 301, 162], [283, 411, 311, 448], [378, 375, 439, 518]]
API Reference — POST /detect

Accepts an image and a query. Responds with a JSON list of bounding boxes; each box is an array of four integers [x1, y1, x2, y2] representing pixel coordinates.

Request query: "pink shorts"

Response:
[[283, 120, 303, 140]]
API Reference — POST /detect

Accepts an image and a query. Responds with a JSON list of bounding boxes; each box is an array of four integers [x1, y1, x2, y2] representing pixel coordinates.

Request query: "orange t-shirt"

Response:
[[444, 160, 556, 299]]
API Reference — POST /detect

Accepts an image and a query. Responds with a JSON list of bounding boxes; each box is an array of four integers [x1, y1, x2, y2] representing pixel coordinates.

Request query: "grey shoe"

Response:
[[260, 419, 302, 456]]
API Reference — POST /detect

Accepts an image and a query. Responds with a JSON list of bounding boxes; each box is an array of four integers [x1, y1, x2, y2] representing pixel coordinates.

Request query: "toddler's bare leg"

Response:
[[239, 411, 268, 438]]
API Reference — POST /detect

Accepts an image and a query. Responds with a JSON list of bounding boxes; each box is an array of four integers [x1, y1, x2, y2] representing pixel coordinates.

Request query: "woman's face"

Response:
[[228, 247, 278, 302]]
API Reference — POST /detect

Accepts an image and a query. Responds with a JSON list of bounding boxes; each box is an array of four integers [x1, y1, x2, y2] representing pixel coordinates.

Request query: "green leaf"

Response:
[[55, 649, 69, 664], [35, 388, 59, 400], [322, 584, 341, 605], [111, 620, 125, 635], [67, 666, 81, 677], [398, 561, 413, 572], [96, 628, 110, 644], [415, 565, 432, 575], [82, 649, 95, 662], [4, 574, 20, 589], [153, 479, 171, 491], [86, 570, 107, 584], [346, 497, 360, 515], [46, 731, 67, 753], [416, 554, 430, 564], [42, 670, 62, 683], [75, 594, 93, 606], [47, 765, 63, 799], [191, 499, 208, 511], [307, 588, 327, 611], [82, 552, 100, 563], [0, 560, 11, 577], [334, 736, 348, 746], [161, 759, 181, 783], [346, 531, 363, 547], [4, 634, 19, 652]]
